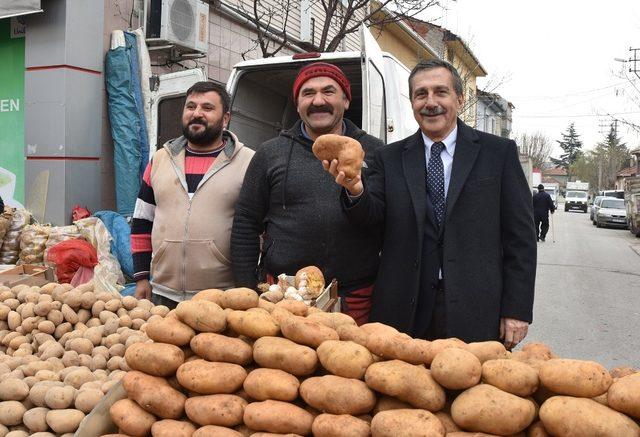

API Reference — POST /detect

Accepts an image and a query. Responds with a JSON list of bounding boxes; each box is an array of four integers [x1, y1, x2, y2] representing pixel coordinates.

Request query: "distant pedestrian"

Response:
[[533, 184, 555, 242]]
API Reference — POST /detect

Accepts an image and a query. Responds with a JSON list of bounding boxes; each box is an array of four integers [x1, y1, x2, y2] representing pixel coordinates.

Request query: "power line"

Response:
[[509, 82, 630, 101], [517, 111, 640, 119]]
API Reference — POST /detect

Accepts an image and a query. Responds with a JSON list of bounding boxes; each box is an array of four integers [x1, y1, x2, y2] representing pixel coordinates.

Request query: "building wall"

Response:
[[371, 25, 422, 69]]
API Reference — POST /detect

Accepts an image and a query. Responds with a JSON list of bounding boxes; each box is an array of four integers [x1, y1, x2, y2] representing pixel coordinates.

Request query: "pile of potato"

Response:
[[0, 281, 168, 436], [105, 287, 640, 437]]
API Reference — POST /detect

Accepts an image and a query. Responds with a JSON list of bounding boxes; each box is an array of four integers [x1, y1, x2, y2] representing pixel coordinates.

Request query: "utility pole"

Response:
[[630, 47, 640, 80], [598, 120, 610, 136]]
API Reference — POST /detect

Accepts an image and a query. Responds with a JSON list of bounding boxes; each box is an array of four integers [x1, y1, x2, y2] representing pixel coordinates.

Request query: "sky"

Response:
[[426, 0, 640, 158]]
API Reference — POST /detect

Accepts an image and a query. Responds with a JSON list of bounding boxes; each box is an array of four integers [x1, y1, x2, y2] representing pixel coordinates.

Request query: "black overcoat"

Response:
[[343, 119, 537, 341]]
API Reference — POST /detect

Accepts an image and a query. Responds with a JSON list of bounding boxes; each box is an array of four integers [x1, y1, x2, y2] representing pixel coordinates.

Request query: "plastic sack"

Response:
[[44, 225, 83, 268], [0, 209, 32, 264], [70, 265, 95, 287], [47, 239, 98, 284], [75, 217, 124, 296], [18, 224, 51, 265], [0, 208, 13, 243], [94, 211, 134, 279]]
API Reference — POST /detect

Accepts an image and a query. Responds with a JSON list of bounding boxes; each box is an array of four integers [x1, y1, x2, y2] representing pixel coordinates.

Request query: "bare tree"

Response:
[[230, 0, 443, 58], [515, 131, 552, 169], [232, 0, 293, 58]]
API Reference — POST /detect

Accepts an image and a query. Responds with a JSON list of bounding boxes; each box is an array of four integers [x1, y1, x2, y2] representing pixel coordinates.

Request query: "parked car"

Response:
[[595, 198, 628, 228], [599, 189, 625, 199], [589, 195, 606, 224]]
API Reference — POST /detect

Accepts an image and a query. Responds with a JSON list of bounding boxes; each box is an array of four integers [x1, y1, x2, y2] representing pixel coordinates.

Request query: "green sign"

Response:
[[0, 18, 25, 207]]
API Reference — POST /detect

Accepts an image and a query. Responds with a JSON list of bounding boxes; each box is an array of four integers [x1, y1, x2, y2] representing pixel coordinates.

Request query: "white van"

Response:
[[226, 26, 418, 148], [148, 27, 418, 153]]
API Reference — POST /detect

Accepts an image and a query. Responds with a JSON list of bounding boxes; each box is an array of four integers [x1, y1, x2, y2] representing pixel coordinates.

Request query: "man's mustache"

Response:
[[308, 105, 333, 115], [189, 119, 207, 127], [420, 107, 446, 116]]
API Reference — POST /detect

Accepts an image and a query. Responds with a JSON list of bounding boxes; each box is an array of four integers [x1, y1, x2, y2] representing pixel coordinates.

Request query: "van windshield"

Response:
[[567, 191, 587, 198]]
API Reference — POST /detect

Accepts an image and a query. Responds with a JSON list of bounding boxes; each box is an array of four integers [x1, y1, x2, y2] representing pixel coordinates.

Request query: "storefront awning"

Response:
[[0, 0, 42, 20]]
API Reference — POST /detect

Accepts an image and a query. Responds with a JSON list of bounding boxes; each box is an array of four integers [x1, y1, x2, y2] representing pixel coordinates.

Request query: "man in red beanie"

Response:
[[231, 62, 384, 324]]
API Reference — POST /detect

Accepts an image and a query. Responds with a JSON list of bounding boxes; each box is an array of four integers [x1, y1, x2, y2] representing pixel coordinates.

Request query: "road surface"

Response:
[[524, 204, 640, 369]]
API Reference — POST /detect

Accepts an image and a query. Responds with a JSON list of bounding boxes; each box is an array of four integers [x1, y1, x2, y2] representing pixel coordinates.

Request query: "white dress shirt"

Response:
[[422, 125, 457, 199]]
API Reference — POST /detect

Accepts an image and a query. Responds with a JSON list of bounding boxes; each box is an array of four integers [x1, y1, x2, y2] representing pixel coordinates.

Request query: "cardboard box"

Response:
[[0, 264, 54, 287]]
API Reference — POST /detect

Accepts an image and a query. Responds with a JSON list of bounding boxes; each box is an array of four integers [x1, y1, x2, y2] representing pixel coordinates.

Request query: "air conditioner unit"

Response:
[[146, 0, 209, 53]]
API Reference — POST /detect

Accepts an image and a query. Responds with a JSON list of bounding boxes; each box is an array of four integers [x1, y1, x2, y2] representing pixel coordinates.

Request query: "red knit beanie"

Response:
[[292, 62, 351, 105]]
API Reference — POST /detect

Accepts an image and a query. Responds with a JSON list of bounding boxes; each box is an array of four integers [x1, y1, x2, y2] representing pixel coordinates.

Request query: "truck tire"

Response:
[[564, 205, 569, 212]]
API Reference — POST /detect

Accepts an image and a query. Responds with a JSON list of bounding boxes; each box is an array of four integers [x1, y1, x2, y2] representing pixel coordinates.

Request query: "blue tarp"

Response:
[[94, 210, 134, 279], [105, 32, 149, 216]]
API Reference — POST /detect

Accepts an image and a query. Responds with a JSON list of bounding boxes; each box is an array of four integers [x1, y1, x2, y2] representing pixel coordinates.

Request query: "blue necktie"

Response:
[[426, 141, 446, 226]]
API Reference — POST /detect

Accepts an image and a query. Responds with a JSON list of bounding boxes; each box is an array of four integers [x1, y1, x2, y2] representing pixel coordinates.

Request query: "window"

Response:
[[157, 95, 187, 150], [368, 61, 386, 142]]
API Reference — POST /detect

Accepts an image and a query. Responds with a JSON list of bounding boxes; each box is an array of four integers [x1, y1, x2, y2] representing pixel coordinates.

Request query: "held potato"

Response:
[[481, 359, 539, 397], [312, 134, 364, 179], [311, 413, 370, 437], [253, 337, 318, 376], [185, 394, 247, 426], [151, 419, 197, 437], [365, 360, 445, 412], [279, 315, 339, 348], [226, 310, 280, 339], [124, 342, 184, 376], [430, 348, 482, 390], [110, 398, 156, 437], [606, 372, 640, 419], [243, 368, 300, 402], [176, 359, 247, 394], [450, 384, 536, 435], [145, 317, 195, 346], [190, 333, 253, 366], [300, 375, 376, 415], [123, 370, 186, 419], [316, 340, 373, 380], [243, 400, 314, 435], [538, 359, 612, 397], [175, 300, 227, 333], [539, 396, 640, 437], [220, 288, 260, 310], [370, 409, 445, 437]]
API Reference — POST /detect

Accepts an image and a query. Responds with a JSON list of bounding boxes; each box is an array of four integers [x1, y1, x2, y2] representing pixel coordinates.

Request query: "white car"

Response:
[[595, 198, 627, 229]]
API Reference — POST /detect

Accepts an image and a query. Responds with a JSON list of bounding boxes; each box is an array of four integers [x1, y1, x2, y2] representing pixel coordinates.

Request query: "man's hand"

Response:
[[321, 159, 364, 196], [500, 317, 529, 350], [135, 279, 152, 300]]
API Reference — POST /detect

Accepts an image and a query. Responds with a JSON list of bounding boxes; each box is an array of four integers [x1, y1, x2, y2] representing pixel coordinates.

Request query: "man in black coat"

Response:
[[532, 184, 555, 242], [231, 63, 384, 324], [324, 59, 536, 348]]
